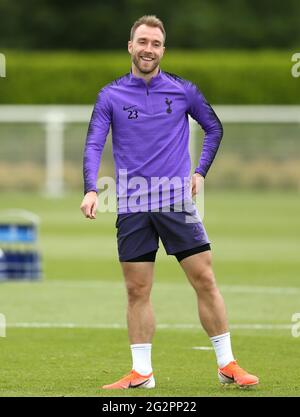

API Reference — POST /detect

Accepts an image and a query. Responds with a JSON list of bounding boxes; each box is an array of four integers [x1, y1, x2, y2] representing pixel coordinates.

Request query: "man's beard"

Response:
[[132, 55, 159, 74]]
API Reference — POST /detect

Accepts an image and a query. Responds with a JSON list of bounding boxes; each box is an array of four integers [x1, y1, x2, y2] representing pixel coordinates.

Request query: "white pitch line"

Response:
[[192, 346, 214, 350], [220, 285, 300, 295], [230, 324, 292, 330], [7, 322, 125, 329], [6, 322, 292, 330], [18, 280, 300, 295]]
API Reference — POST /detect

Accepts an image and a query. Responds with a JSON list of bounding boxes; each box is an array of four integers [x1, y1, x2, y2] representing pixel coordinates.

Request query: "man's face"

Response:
[[128, 24, 165, 75]]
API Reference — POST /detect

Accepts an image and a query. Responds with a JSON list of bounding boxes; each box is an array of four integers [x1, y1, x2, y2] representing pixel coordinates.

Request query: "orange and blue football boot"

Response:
[[218, 360, 259, 388]]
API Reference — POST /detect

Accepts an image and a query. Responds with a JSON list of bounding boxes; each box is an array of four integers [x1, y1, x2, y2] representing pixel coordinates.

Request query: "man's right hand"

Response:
[[80, 191, 98, 219]]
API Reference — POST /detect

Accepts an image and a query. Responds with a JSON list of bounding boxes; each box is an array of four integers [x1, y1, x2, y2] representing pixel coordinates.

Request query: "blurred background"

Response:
[[0, 0, 299, 396], [0, 0, 299, 194]]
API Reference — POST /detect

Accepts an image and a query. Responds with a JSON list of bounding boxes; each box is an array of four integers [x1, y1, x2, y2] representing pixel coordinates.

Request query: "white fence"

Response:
[[0, 105, 299, 196]]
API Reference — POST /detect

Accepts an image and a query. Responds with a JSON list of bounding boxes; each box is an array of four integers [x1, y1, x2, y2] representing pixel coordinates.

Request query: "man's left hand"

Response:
[[190, 173, 204, 197]]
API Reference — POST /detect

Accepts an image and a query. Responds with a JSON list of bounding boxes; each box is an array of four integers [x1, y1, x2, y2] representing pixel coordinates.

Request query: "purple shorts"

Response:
[[116, 203, 211, 262]]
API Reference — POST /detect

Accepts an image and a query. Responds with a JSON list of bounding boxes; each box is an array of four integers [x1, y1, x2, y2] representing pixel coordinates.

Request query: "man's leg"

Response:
[[121, 260, 156, 344], [178, 249, 259, 387], [102, 211, 159, 389], [102, 258, 156, 389], [179, 249, 228, 337]]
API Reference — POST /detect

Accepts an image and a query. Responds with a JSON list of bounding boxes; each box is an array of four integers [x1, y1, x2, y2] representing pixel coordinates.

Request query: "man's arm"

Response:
[[81, 89, 111, 219], [186, 82, 223, 179]]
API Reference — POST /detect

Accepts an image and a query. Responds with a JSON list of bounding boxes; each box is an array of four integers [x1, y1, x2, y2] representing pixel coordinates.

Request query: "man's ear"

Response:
[[128, 40, 132, 55]]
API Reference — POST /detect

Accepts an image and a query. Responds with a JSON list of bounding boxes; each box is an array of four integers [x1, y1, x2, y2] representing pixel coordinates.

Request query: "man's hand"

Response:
[[190, 173, 204, 197], [80, 191, 98, 219]]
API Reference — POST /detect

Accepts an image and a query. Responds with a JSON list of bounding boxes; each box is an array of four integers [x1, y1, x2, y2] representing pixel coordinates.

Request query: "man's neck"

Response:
[[131, 64, 160, 84]]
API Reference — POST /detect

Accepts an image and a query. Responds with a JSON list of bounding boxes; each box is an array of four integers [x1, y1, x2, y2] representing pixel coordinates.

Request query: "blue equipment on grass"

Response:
[[0, 210, 42, 281]]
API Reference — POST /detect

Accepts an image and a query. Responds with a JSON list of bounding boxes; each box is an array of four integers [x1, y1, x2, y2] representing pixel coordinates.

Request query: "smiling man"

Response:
[[81, 15, 259, 390], [130, 22, 164, 81]]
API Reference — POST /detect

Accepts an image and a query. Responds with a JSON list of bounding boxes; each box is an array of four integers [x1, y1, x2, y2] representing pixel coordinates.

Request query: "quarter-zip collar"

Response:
[[129, 68, 162, 88]]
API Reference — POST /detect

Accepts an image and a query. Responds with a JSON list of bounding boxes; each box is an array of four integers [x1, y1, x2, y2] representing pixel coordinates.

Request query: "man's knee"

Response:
[[122, 262, 154, 302], [190, 266, 217, 293], [126, 280, 152, 302]]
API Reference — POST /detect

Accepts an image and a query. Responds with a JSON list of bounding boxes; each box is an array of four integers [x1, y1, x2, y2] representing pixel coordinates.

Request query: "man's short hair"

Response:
[[130, 15, 166, 43]]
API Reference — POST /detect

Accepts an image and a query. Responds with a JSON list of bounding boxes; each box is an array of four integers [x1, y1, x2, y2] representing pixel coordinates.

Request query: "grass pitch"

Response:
[[0, 190, 299, 396]]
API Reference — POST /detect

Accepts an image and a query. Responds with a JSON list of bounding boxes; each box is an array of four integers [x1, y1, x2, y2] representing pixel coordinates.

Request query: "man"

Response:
[[80, 15, 259, 390]]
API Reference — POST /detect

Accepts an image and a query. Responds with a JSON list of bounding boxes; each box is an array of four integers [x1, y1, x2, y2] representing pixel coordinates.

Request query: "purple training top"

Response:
[[83, 70, 223, 213]]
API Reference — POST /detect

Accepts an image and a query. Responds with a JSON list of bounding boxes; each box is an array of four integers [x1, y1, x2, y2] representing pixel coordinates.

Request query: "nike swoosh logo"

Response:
[[123, 105, 137, 111], [219, 371, 234, 381], [128, 378, 150, 388]]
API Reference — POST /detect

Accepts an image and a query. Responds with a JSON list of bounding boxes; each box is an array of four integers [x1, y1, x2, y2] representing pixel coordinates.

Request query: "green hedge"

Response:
[[0, 50, 298, 104]]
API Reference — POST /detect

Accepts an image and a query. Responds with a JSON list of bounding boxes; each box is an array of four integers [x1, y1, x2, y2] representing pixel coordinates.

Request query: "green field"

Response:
[[0, 190, 300, 397]]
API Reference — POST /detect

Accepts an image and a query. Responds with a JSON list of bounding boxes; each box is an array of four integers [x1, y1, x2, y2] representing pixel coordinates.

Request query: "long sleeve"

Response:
[[83, 89, 112, 194], [186, 83, 223, 177]]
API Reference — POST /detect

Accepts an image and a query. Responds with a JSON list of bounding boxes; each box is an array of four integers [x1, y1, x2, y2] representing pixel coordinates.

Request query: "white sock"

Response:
[[130, 343, 152, 376], [210, 332, 235, 368]]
